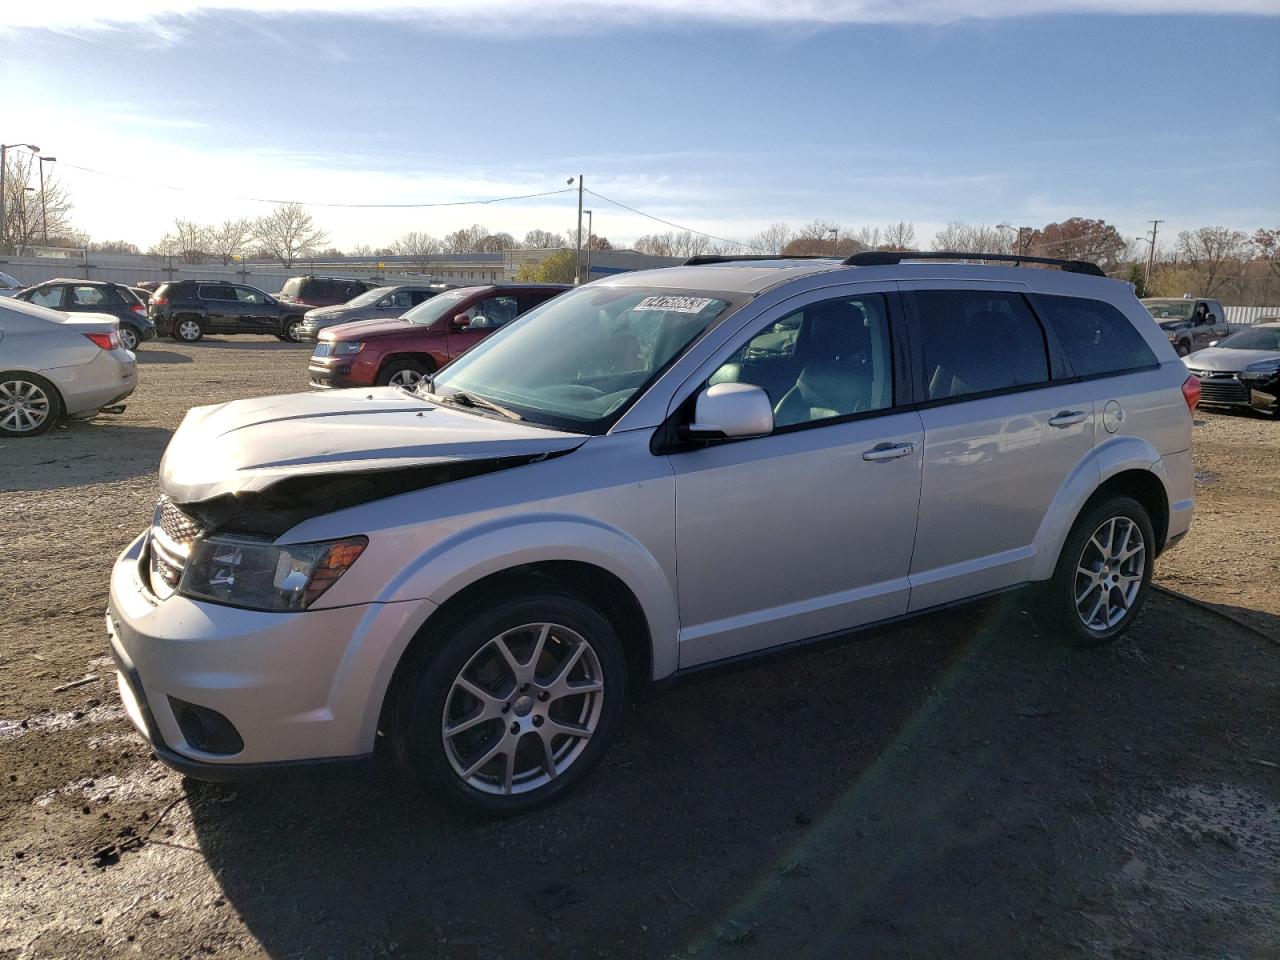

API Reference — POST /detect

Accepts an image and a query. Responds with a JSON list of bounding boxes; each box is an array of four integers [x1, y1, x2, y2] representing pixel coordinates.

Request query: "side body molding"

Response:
[[379, 514, 680, 680], [1028, 434, 1172, 582]]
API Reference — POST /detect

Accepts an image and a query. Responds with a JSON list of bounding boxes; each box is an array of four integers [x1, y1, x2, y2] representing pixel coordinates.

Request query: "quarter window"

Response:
[[28, 286, 65, 309], [710, 294, 894, 427], [1036, 295, 1158, 379], [914, 291, 1049, 401]]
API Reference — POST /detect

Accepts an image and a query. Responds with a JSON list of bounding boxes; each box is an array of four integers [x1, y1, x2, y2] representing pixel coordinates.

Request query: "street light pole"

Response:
[[583, 209, 593, 281], [0, 142, 41, 255], [38, 156, 56, 245], [828, 227, 838, 256], [575, 174, 584, 285]]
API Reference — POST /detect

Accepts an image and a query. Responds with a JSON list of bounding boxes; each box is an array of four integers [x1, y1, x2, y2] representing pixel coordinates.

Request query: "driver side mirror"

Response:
[[684, 382, 774, 440]]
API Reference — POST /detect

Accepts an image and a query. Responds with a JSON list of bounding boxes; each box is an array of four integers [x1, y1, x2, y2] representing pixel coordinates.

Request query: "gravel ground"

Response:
[[1, 337, 1277, 959]]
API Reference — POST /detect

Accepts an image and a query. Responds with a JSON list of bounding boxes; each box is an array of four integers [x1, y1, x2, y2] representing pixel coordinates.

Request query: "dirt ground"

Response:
[[1, 337, 1277, 959]]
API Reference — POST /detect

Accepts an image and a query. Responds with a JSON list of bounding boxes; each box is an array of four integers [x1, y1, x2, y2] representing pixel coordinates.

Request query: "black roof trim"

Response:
[[842, 250, 1106, 277], [681, 255, 835, 266]]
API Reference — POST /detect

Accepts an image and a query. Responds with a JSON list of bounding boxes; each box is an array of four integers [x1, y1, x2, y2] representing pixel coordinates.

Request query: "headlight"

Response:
[[1244, 359, 1280, 374], [179, 536, 367, 611], [333, 341, 364, 356]]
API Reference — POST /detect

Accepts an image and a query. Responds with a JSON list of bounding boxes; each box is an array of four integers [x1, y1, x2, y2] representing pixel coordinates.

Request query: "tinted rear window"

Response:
[[1036, 295, 1158, 378], [914, 290, 1050, 401]]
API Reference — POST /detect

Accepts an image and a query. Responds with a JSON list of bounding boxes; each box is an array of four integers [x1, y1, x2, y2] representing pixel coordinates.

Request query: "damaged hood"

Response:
[[160, 387, 586, 504]]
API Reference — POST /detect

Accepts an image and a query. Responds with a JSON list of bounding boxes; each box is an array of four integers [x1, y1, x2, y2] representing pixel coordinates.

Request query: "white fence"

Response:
[[1225, 305, 1280, 325]]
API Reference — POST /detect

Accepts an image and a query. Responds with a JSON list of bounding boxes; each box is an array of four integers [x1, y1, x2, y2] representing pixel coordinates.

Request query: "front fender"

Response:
[[1028, 434, 1169, 582], [380, 513, 679, 680]]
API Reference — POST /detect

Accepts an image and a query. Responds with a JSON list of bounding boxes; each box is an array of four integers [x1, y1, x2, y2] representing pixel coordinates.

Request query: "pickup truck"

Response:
[[1141, 297, 1229, 356]]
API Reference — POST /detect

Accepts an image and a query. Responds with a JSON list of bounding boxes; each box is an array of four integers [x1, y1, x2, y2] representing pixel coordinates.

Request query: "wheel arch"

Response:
[[1030, 436, 1173, 581], [376, 351, 439, 379]]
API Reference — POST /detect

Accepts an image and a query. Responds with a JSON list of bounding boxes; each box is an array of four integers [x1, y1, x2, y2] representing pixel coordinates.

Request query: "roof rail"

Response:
[[842, 250, 1106, 277], [681, 254, 835, 266]]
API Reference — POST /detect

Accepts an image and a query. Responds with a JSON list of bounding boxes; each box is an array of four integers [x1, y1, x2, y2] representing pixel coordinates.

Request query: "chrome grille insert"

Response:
[[149, 497, 205, 599]]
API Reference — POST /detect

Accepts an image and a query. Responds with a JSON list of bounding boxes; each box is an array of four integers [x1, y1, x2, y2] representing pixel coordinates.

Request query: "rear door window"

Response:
[[912, 290, 1050, 401], [380, 290, 414, 310], [69, 285, 111, 307], [467, 295, 519, 328], [1034, 295, 1158, 379], [234, 286, 269, 304], [199, 284, 238, 301]]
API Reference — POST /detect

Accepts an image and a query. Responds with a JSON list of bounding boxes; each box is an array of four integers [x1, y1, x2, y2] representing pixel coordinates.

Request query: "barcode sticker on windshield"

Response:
[[634, 295, 715, 314]]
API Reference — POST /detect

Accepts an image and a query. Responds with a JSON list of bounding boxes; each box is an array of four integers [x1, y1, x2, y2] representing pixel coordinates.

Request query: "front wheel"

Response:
[[392, 594, 627, 816], [281, 316, 306, 343], [1038, 495, 1155, 648], [1175, 340, 1191, 357], [377, 358, 431, 389]]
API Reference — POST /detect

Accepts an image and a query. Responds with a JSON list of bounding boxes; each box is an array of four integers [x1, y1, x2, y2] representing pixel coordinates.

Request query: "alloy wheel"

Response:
[[441, 622, 605, 796], [1074, 516, 1146, 632], [0, 379, 52, 434], [177, 320, 202, 342], [120, 327, 139, 352], [286, 319, 304, 342], [387, 368, 425, 388]]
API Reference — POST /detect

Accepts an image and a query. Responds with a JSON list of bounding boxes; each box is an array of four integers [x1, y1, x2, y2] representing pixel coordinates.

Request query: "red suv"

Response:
[[308, 283, 569, 389]]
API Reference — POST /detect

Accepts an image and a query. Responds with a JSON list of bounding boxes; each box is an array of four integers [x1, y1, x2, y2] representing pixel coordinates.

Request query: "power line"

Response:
[[59, 162, 575, 208], [583, 188, 764, 252]]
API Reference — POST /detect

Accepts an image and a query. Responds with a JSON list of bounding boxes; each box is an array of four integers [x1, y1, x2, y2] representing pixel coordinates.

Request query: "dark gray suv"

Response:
[[296, 283, 457, 341]]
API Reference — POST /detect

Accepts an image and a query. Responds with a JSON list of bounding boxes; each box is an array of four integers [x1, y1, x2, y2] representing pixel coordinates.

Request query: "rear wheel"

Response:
[[0, 372, 64, 437], [377, 358, 431, 389], [173, 316, 204, 343], [1175, 340, 1191, 357], [119, 325, 140, 352], [1039, 495, 1154, 647], [392, 593, 626, 816]]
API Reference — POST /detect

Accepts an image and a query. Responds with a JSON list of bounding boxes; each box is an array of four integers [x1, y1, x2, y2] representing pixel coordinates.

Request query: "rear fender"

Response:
[[1028, 435, 1168, 582]]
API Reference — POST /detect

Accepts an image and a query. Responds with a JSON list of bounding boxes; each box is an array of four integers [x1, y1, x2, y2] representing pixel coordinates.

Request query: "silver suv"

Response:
[[106, 252, 1199, 815]]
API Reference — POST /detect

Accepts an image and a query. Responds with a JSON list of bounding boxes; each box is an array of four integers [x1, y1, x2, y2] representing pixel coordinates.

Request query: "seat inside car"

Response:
[[773, 300, 873, 426]]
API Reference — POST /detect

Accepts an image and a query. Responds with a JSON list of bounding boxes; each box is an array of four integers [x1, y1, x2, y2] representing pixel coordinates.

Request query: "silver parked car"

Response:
[[1, 297, 138, 436], [296, 284, 456, 341], [107, 252, 1197, 815], [1183, 321, 1280, 416]]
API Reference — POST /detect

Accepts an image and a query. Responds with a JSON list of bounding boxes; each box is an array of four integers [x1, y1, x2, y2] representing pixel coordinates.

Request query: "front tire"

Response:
[[0, 372, 64, 437], [1039, 495, 1155, 648], [281, 316, 306, 343], [377, 358, 431, 389], [392, 594, 627, 816]]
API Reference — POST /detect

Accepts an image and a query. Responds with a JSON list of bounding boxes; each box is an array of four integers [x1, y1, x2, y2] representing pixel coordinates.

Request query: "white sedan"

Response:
[[0, 297, 137, 436]]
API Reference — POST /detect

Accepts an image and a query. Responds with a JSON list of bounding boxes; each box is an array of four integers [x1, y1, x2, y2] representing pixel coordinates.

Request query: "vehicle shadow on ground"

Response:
[[135, 350, 193, 365], [0, 423, 171, 492], [193, 339, 309, 351], [184, 595, 1279, 959]]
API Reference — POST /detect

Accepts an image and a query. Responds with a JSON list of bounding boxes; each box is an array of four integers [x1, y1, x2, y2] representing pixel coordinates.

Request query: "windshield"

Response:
[[1144, 300, 1193, 321], [403, 287, 484, 326], [345, 286, 395, 308], [431, 285, 741, 432], [1216, 326, 1280, 351]]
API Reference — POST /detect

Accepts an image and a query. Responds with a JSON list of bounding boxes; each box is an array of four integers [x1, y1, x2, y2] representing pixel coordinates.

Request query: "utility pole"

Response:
[[828, 227, 839, 256], [583, 209, 593, 282], [1144, 219, 1164, 289], [575, 174, 584, 286], [38, 155, 56, 245]]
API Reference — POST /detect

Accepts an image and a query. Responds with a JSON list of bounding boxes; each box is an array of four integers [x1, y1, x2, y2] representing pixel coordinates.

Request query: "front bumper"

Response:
[[1186, 367, 1279, 414], [107, 532, 430, 777]]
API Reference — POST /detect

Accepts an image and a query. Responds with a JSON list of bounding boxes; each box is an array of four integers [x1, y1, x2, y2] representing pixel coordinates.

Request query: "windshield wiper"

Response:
[[439, 390, 524, 421]]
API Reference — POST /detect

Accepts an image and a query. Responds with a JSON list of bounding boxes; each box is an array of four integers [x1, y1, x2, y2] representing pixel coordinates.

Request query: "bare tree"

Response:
[[2, 152, 76, 252], [1175, 226, 1250, 296], [782, 219, 862, 256], [252, 203, 329, 268], [930, 222, 1010, 255], [882, 221, 916, 251], [443, 224, 490, 254], [206, 218, 254, 266], [350, 243, 374, 258], [477, 232, 519, 253], [89, 239, 141, 254], [523, 229, 565, 249], [393, 231, 442, 273], [747, 222, 792, 254], [147, 234, 180, 263], [171, 219, 212, 264]]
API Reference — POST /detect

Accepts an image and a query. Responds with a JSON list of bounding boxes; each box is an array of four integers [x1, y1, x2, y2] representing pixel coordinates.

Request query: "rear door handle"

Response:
[[863, 442, 915, 462], [1048, 410, 1088, 428]]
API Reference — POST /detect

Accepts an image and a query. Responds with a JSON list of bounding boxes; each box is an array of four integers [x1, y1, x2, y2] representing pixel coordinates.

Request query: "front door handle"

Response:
[[1048, 410, 1088, 428], [863, 442, 915, 462]]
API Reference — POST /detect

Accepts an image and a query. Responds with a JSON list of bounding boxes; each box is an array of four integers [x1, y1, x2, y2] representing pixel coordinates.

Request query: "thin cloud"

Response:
[[3, 0, 1277, 35]]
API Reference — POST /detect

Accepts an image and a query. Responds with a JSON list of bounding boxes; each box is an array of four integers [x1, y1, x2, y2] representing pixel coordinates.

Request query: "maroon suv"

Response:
[[308, 283, 569, 389]]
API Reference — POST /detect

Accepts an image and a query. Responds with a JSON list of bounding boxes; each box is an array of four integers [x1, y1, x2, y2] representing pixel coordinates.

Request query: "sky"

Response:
[[2, 0, 1278, 253]]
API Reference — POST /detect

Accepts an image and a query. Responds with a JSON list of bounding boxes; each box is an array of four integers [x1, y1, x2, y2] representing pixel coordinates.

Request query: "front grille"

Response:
[[155, 496, 204, 545], [312, 342, 333, 358], [1190, 371, 1249, 404], [149, 497, 204, 598]]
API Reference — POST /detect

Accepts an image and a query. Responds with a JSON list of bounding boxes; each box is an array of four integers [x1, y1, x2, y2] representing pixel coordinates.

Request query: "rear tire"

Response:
[[1038, 495, 1155, 648], [0, 371, 64, 437], [119, 325, 141, 352], [1176, 340, 1190, 357], [173, 316, 204, 343], [377, 358, 431, 388], [392, 593, 627, 817]]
